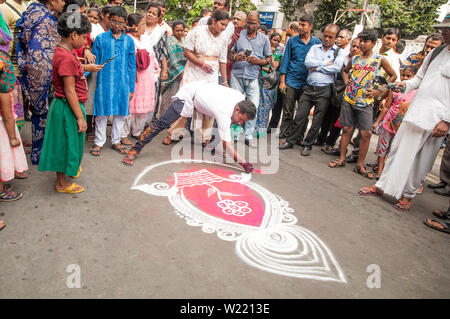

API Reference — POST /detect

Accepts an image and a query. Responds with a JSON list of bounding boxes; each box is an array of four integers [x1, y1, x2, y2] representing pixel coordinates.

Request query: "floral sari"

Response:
[[16, 2, 60, 164], [159, 35, 186, 117]]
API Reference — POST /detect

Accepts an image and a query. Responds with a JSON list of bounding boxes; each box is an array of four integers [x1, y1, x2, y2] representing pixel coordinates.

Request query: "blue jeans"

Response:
[[230, 74, 260, 141]]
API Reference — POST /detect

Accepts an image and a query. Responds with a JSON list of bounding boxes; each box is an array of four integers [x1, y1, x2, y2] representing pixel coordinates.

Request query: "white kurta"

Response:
[[375, 46, 450, 199], [402, 46, 450, 131]]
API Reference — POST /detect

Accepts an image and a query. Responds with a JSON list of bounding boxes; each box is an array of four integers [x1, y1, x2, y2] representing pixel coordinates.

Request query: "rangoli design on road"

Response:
[[132, 160, 346, 283]]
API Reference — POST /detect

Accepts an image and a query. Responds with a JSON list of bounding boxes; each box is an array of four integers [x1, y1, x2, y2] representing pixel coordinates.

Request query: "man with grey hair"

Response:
[[286, 22, 300, 38], [317, 29, 352, 150]]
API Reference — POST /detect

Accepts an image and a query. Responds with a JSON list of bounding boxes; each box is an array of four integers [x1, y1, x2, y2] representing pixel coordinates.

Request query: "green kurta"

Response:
[[38, 98, 86, 176]]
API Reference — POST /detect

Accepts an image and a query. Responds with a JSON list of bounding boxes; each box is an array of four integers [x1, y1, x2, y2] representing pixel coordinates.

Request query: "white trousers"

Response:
[[94, 115, 127, 147], [121, 112, 152, 138], [376, 122, 444, 199]]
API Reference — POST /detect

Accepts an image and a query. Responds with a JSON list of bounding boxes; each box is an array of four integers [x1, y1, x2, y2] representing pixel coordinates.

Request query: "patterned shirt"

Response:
[[343, 54, 381, 107]]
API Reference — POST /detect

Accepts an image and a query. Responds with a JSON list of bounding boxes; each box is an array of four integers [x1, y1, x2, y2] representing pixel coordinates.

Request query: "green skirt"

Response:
[[38, 98, 86, 176]]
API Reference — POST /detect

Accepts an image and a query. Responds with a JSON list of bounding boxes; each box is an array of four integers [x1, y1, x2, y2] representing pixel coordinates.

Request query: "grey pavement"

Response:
[[0, 123, 449, 298]]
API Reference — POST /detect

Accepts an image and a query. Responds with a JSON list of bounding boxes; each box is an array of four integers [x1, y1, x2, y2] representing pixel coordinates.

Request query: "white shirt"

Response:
[[175, 81, 245, 142], [377, 47, 401, 80], [90, 23, 106, 42], [403, 46, 450, 131]]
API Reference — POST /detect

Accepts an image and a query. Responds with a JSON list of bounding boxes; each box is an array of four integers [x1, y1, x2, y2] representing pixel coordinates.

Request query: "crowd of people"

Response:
[[0, 0, 448, 234]]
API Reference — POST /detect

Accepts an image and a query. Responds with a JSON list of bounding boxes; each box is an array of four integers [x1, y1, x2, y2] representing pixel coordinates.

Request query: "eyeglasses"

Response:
[[110, 20, 125, 27]]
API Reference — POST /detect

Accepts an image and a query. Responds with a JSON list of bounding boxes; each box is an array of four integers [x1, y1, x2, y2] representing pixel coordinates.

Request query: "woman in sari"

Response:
[[142, 2, 168, 123], [16, 0, 64, 164], [159, 20, 187, 119], [255, 32, 283, 139]]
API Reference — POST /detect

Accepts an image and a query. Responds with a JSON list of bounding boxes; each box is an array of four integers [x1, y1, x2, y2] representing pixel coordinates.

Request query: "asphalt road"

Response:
[[1, 123, 449, 298]]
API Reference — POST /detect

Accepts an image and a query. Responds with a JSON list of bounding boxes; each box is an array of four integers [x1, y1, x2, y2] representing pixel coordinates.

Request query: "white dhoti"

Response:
[[375, 121, 444, 200]]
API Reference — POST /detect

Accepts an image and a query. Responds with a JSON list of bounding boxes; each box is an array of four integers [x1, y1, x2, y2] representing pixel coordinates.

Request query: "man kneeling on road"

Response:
[[122, 81, 256, 173]]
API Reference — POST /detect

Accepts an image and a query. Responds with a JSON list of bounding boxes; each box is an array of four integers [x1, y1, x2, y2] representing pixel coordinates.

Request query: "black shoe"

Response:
[[428, 181, 447, 189], [279, 141, 294, 150], [346, 154, 358, 163], [434, 185, 450, 197], [301, 145, 312, 156]]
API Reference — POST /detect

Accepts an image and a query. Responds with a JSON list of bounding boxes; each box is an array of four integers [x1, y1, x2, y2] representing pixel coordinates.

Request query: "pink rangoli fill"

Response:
[[168, 168, 265, 227]]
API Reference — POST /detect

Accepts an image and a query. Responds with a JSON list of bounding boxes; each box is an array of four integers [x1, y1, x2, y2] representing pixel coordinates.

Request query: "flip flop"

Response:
[[90, 146, 101, 156], [358, 186, 381, 196], [423, 219, 450, 234], [112, 143, 128, 154], [0, 190, 23, 202], [120, 137, 132, 145], [56, 183, 85, 194], [393, 199, 411, 211], [328, 159, 345, 168], [353, 166, 374, 179], [162, 136, 172, 145], [122, 150, 137, 167], [14, 171, 28, 179], [71, 166, 82, 178]]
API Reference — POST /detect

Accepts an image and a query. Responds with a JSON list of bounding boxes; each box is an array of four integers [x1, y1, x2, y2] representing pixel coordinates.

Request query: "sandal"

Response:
[[56, 183, 85, 194], [3, 183, 12, 192], [358, 185, 381, 196], [162, 135, 172, 145], [112, 143, 128, 154], [432, 209, 449, 219], [423, 218, 450, 234], [393, 199, 411, 211], [328, 159, 345, 168], [122, 150, 137, 166], [90, 146, 102, 156], [375, 174, 381, 180], [0, 220, 5, 231], [0, 190, 23, 202], [15, 171, 28, 179], [22, 139, 32, 147], [353, 166, 374, 179], [120, 137, 132, 145]]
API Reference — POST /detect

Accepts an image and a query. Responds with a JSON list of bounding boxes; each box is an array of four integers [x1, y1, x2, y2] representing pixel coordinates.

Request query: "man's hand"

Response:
[[161, 70, 168, 81], [234, 53, 247, 62], [247, 56, 261, 65], [309, 67, 317, 72], [240, 161, 254, 173], [77, 118, 87, 133], [279, 81, 287, 95], [432, 120, 449, 137], [83, 64, 104, 72]]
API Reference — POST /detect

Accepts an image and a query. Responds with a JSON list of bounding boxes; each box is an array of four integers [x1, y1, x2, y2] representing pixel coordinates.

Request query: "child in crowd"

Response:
[[87, 7, 100, 24], [372, 66, 418, 179], [90, 6, 136, 156], [38, 12, 93, 194], [0, 4, 27, 212], [329, 29, 397, 179], [120, 13, 159, 145]]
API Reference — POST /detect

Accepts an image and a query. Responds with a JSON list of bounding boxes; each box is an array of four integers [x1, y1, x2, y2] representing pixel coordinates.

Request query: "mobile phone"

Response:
[[244, 49, 252, 57], [102, 56, 116, 66]]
